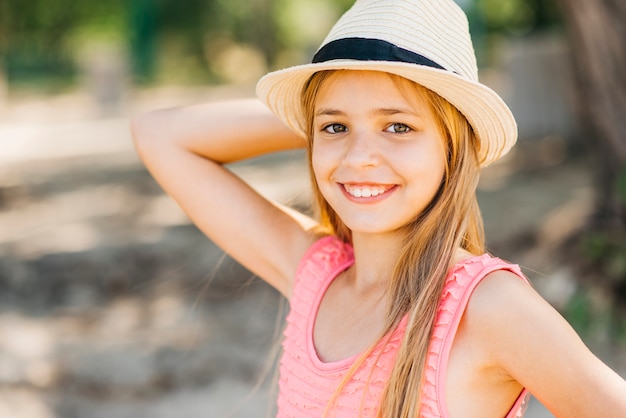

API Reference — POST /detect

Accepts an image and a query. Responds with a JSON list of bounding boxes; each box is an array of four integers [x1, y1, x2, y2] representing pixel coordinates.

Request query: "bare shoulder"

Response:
[[467, 268, 533, 316], [462, 268, 538, 362], [464, 267, 568, 359], [465, 268, 626, 416]]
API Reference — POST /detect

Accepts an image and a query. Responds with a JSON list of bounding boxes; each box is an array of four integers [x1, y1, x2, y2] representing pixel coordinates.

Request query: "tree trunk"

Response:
[[555, 0, 626, 302]]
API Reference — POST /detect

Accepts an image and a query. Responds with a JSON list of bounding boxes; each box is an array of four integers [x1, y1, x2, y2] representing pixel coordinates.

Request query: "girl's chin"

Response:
[[340, 222, 406, 238]]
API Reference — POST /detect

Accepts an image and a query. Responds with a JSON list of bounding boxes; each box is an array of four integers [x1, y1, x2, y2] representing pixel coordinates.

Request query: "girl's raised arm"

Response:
[[131, 98, 318, 297]]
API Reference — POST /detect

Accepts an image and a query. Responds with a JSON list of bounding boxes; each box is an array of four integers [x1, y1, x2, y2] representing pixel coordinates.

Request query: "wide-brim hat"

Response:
[[256, 0, 517, 167]]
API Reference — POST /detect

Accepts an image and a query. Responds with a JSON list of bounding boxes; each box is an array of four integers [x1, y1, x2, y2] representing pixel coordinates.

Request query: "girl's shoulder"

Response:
[[292, 234, 354, 287], [460, 262, 532, 319], [446, 251, 528, 290], [299, 235, 353, 265], [438, 252, 531, 344], [444, 254, 533, 344], [438, 253, 532, 354]]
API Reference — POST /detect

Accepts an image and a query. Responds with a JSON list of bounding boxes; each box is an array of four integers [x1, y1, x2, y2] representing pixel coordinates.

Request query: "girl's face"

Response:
[[311, 70, 447, 238]]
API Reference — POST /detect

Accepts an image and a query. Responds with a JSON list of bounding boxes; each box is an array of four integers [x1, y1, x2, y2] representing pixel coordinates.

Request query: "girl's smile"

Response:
[[311, 70, 446, 236], [341, 183, 397, 200]]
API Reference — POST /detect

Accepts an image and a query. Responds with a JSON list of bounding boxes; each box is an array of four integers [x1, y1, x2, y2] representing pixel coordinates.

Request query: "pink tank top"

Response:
[[276, 236, 530, 417]]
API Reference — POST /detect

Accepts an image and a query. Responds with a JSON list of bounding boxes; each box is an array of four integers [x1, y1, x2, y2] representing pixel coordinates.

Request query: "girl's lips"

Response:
[[341, 183, 397, 200]]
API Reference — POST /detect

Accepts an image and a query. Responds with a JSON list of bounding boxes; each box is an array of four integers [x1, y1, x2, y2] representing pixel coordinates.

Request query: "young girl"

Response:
[[131, 0, 626, 416]]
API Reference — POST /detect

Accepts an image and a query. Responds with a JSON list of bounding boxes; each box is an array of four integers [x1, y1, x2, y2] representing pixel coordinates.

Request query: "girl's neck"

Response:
[[347, 232, 476, 291], [348, 231, 404, 291]]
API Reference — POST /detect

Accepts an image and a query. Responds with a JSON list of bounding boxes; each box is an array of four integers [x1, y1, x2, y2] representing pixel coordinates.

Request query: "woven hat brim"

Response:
[[256, 60, 516, 167]]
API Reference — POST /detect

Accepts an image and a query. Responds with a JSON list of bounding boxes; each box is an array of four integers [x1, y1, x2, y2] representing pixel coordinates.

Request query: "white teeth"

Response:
[[345, 185, 386, 198]]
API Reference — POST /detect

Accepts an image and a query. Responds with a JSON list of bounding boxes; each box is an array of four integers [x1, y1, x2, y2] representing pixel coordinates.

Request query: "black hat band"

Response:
[[312, 37, 447, 72]]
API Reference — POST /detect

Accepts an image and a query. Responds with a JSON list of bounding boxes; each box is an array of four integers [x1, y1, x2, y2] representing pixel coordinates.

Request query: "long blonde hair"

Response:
[[301, 70, 485, 417]]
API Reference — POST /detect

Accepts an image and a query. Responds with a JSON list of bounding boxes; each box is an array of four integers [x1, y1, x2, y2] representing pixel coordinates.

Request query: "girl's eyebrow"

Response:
[[375, 108, 418, 116], [315, 108, 345, 117]]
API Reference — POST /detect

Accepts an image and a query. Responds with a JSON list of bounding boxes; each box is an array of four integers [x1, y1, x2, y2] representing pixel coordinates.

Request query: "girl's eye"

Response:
[[323, 123, 347, 134], [386, 123, 411, 134]]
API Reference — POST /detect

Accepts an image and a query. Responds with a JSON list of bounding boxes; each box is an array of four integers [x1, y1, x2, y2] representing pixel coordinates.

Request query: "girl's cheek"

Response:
[[311, 152, 326, 183], [311, 146, 331, 172]]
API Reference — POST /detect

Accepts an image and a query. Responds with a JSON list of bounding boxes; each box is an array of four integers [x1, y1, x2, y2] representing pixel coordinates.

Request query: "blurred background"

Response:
[[0, 0, 625, 417]]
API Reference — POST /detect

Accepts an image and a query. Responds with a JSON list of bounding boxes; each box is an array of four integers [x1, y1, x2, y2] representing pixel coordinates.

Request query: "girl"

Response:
[[131, 0, 626, 416]]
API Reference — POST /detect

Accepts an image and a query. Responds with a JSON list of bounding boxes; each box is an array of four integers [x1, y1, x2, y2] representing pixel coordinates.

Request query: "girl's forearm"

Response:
[[131, 98, 305, 164]]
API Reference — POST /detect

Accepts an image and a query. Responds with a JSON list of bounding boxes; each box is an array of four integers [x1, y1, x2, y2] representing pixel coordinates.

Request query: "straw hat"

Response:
[[256, 0, 517, 167]]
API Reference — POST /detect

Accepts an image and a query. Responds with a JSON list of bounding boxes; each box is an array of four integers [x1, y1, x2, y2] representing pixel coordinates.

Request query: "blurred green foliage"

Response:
[[0, 0, 128, 90], [580, 168, 626, 287], [0, 0, 560, 91], [582, 232, 626, 285], [619, 167, 626, 204], [565, 286, 626, 348], [477, 0, 561, 34]]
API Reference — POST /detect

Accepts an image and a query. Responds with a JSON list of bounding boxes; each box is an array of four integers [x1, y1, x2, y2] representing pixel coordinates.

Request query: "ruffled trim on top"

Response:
[[420, 254, 531, 418]]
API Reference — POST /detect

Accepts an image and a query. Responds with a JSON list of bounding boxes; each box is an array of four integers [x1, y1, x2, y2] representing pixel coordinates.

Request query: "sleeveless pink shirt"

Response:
[[276, 236, 530, 417]]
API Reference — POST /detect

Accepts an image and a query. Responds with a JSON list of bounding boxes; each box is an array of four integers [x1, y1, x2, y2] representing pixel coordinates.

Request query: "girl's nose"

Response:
[[342, 131, 380, 168]]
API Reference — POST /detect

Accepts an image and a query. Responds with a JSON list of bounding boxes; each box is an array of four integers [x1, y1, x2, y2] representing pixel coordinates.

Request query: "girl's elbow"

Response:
[[130, 111, 164, 159], [130, 113, 151, 146]]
